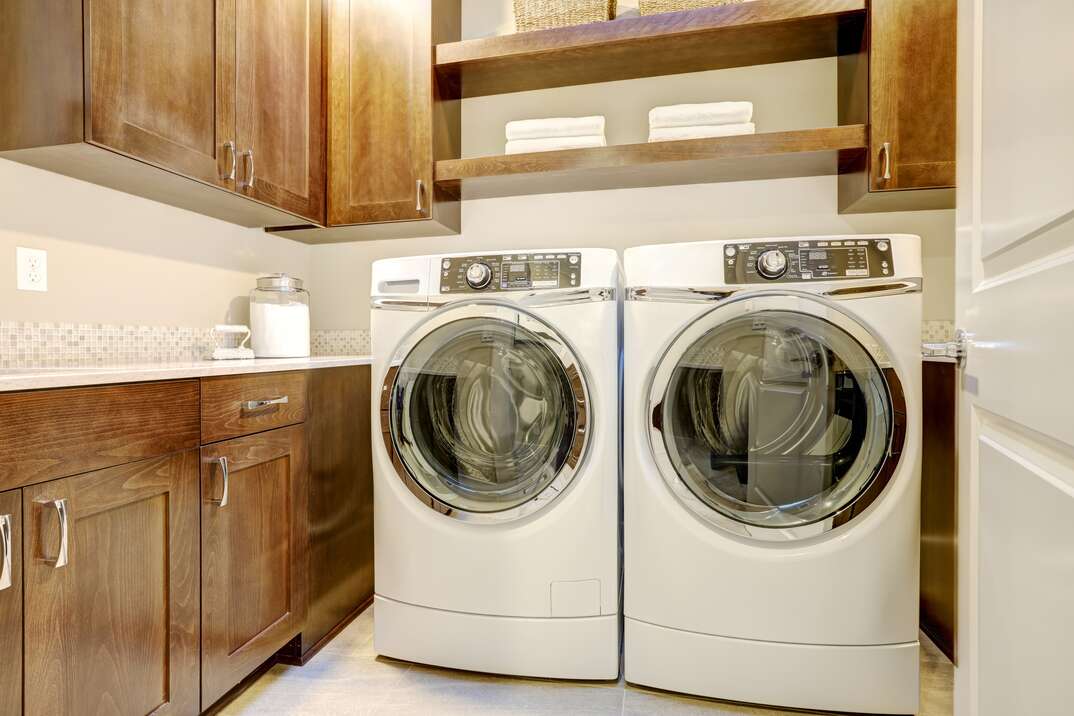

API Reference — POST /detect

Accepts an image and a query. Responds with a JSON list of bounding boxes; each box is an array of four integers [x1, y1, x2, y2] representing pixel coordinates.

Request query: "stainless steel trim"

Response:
[[0, 514, 11, 591], [822, 279, 922, 299], [627, 279, 920, 304], [240, 149, 255, 189], [416, 179, 425, 213], [211, 457, 230, 508], [644, 291, 908, 542], [372, 287, 617, 312], [242, 396, 289, 411], [222, 141, 237, 181], [880, 141, 893, 181], [922, 329, 967, 362], [380, 300, 594, 524], [36, 498, 69, 568], [628, 287, 738, 303]]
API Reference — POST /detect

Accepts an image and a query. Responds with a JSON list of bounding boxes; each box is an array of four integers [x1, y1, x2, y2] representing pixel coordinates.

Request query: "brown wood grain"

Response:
[[22, 451, 201, 716], [234, 0, 326, 223], [0, 380, 200, 492], [201, 425, 309, 708], [921, 360, 957, 662], [299, 366, 373, 658], [435, 125, 867, 200], [0, 489, 22, 716], [435, 0, 866, 97], [201, 371, 309, 444]]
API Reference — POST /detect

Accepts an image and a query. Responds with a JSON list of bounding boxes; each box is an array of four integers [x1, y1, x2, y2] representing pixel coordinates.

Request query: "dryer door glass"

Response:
[[389, 314, 584, 515], [659, 309, 893, 530]]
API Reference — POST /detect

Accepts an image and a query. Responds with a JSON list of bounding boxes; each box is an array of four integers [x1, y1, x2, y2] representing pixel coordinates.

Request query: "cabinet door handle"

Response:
[[240, 149, 255, 190], [242, 395, 289, 411], [879, 141, 892, 181], [222, 141, 237, 181], [211, 457, 230, 508], [416, 179, 425, 213], [0, 514, 11, 590], [36, 498, 68, 569]]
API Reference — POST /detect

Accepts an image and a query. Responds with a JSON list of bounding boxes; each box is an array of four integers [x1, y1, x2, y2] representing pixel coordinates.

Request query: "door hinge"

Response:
[[922, 329, 968, 362]]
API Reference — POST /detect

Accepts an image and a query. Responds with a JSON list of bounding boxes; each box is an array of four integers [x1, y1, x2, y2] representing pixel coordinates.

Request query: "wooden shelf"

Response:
[[435, 0, 866, 98], [435, 125, 866, 200]]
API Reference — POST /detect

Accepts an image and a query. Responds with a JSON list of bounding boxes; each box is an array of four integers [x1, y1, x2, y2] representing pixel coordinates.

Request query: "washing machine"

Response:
[[623, 235, 922, 714], [371, 248, 620, 679]]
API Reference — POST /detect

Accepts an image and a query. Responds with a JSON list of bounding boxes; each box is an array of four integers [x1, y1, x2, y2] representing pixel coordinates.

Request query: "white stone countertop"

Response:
[[0, 355, 373, 393]]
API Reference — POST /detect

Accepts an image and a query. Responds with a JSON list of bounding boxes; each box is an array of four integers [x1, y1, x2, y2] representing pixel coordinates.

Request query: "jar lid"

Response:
[[256, 273, 304, 291]]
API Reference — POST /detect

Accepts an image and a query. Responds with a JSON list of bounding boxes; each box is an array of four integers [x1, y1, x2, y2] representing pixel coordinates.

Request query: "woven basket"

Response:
[[639, 0, 745, 16], [513, 0, 617, 32]]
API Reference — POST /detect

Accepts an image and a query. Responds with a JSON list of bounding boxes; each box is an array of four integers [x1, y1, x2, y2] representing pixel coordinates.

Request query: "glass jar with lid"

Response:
[[249, 274, 311, 358]]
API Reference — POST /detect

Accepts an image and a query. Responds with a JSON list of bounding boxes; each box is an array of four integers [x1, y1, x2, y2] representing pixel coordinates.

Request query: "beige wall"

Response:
[[0, 158, 310, 328]]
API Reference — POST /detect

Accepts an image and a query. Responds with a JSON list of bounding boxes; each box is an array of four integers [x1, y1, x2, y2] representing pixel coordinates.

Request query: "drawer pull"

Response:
[[211, 457, 230, 508], [879, 141, 892, 181], [36, 498, 69, 569], [243, 395, 289, 412], [0, 514, 11, 590]]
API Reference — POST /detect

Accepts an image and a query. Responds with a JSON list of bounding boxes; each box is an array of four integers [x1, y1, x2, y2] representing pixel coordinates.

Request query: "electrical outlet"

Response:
[[16, 247, 48, 292]]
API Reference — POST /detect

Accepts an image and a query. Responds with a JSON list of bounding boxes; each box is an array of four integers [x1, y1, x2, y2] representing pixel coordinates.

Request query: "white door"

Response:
[[955, 1, 1074, 714]]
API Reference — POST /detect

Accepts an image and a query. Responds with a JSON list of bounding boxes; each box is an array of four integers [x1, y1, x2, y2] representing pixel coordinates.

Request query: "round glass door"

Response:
[[385, 303, 590, 521], [649, 296, 904, 539]]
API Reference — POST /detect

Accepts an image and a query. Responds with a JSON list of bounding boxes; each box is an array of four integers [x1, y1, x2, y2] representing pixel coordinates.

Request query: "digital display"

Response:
[[809, 251, 827, 260], [500, 260, 560, 289]]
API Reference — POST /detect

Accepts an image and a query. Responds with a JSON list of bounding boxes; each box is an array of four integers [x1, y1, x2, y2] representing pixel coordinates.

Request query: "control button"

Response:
[[725, 246, 736, 257], [877, 240, 890, 252], [465, 262, 493, 289], [831, 241, 843, 247], [817, 242, 829, 247], [442, 259, 451, 269], [756, 249, 788, 279], [568, 255, 579, 265], [882, 261, 889, 269]]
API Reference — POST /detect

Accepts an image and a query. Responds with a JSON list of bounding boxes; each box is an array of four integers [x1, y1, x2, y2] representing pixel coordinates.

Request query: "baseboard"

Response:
[[277, 595, 375, 667]]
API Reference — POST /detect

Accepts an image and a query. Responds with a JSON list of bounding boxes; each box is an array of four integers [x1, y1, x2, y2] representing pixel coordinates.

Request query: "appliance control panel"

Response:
[[723, 238, 895, 284], [439, 252, 582, 293]]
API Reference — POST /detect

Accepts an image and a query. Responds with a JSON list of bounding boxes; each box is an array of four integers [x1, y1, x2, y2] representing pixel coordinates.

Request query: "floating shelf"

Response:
[[435, 125, 866, 200], [435, 0, 866, 98]]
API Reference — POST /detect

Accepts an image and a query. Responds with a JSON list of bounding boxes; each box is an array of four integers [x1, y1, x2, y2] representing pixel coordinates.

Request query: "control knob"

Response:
[[465, 262, 493, 289], [756, 249, 788, 280]]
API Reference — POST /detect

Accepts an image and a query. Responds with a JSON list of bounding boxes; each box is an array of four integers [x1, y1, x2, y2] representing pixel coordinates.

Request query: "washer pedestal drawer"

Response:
[[624, 617, 919, 715], [374, 595, 619, 680]]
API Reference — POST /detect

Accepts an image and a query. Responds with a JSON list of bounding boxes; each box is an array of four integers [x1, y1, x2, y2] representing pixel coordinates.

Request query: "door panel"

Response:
[[328, 0, 431, 225], [23, 452, 200, 716], [201, 425, 309, 707], [0, 489, 22, 716], [87, 0, 230, 186], [234, 0, 325, 221]]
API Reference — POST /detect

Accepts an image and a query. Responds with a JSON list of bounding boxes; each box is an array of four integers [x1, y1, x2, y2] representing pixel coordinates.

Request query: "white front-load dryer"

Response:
[[623, 235, 922, 714], [371, 249, 620, 680]]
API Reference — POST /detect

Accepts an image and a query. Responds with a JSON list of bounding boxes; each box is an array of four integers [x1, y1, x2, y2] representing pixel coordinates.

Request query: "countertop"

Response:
[[0, 355, 373, 393]]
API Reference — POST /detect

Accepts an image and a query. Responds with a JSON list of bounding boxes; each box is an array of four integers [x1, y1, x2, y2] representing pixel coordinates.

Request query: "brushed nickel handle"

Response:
[[0, 514, 11, 590], [222, 141, 237, 181], [240, 149, 255, 190], [879, 141, 892, 181], [242, 395, 289, 411], [416, 179, 424, 213], [211, 457, 230, 508], [36, 498, 68, 569]]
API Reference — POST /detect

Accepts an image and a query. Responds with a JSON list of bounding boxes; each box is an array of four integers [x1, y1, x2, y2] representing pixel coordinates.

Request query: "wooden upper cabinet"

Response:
[[0, 489, 22, 716], [201, 425, 309, 707], [868, 0, 956, 191], [86, 0, 230, 187], [231, 0, 326, 222], [22, 452, 201, 716]]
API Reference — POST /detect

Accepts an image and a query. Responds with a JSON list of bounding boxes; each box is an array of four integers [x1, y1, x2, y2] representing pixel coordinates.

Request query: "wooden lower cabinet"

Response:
[[201, 424, 310, 706], [0, 489, 22, 716], [22, 451, 201, 716]]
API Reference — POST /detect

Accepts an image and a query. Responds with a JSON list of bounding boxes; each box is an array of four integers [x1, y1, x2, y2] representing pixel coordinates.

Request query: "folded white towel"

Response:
[[505, 116, 606, 141], [505, 135, 607, 154], [649, 102, 753, 129], [648, 123, 756, 142]]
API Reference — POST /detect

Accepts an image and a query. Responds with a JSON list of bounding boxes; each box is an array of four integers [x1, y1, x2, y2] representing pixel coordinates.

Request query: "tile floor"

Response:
[[222, 607, 953, 715]]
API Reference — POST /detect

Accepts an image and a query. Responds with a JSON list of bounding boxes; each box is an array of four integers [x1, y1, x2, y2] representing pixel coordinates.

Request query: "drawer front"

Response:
[[201, 371, 308, 443], [0, 381, 201, 492]]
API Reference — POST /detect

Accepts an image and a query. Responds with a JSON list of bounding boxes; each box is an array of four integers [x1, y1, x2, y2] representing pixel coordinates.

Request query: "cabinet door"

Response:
[[23, 452, 201, 716], [231, 0, 325, 222], [869, 0, 957, 191], [327, 0, 432, 225], [86, 0, 233, 187], [0, 489, 22, 716], [201, 424, 309, 707]]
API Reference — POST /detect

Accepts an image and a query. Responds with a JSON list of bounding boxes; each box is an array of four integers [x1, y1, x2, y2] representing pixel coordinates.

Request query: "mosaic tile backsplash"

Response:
[[0, 322, 371, 369]]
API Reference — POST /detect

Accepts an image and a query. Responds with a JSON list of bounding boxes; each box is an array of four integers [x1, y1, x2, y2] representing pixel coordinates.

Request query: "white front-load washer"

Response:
[[623, 235, 922, 714], [371, 249, 620, 680]]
